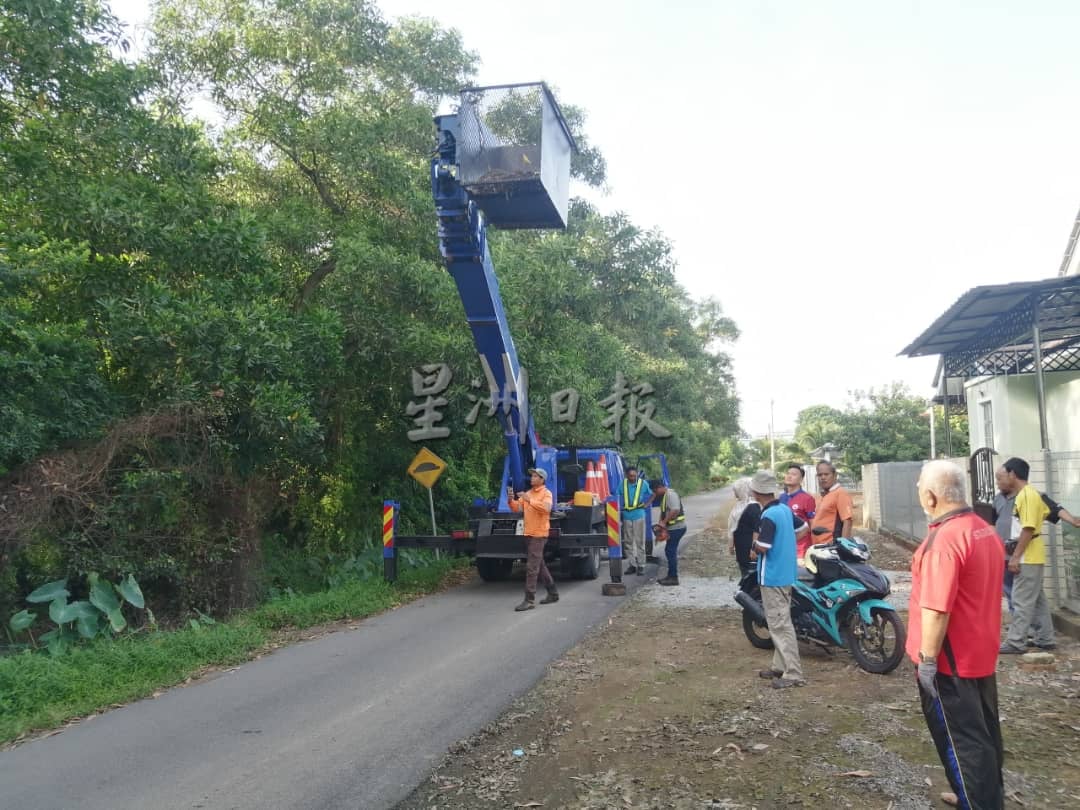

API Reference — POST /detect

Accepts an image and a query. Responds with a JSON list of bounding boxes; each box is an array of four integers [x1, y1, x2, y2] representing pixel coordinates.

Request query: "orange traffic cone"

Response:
[[585, 460, 600, 497], [597, 456, 611, 499]]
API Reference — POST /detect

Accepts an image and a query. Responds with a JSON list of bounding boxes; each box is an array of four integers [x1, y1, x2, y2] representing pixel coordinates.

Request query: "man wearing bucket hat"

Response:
[[749, 469, 806, 689], [509, 467, 558, 612]]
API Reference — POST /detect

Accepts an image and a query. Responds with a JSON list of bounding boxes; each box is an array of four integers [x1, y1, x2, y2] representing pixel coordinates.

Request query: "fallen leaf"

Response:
[[839, 770, 874, 778]]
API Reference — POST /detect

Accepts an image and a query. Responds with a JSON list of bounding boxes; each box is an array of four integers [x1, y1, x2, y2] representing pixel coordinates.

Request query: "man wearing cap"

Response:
[[749, 470, 806, 689], [620, 466, 654, 576], [509, 468, 558, 612], [653, 480, 687, 586]]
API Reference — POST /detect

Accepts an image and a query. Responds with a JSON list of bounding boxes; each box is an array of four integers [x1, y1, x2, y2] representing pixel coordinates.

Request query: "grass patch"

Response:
[[0, 557, 467, 745]]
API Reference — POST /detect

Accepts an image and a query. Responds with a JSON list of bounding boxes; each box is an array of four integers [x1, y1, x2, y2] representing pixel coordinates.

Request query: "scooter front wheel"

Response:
[[742, 610, 774, 650], [845, 607, 906, 674]]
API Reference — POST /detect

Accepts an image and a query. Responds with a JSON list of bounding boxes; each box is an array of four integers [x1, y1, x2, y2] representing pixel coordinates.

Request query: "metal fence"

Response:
[[1027, 451, 1080, 613], [862, 453, 1080, 611]]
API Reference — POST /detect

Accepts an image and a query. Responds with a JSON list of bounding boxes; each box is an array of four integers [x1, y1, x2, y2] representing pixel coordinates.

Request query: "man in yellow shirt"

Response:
[[999, 457, 1056, 653], [509, 468, 558, 612]]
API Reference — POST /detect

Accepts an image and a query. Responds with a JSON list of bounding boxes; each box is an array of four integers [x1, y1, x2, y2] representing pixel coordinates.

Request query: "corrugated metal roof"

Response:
[[899, 275, 1080, 358]]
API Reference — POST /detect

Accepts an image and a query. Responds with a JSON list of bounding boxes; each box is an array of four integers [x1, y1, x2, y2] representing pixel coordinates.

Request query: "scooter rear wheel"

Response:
[[742, 610, 774, 650], [845, 607, 906, 674]]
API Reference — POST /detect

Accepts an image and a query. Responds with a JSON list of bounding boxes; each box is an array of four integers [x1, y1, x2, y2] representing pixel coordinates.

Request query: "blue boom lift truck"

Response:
[[383, 83, 668, 585]]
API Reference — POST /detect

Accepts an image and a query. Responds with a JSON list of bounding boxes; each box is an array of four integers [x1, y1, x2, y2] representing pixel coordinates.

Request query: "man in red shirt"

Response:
[[909, 460, 1005, 810], [779, 464, 816, 561]]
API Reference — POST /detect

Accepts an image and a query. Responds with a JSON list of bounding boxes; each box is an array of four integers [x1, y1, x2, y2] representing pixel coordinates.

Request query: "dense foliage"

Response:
[[711, 384, 970, 481], [0, 0, 740, 623]]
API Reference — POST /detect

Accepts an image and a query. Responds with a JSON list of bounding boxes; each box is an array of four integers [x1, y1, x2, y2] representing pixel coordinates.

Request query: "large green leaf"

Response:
[[41, 628, 73, 657], [106, 608, 127, 633], [118, 574, 145, 608], [76, 614, 102, 639], [26, 579, 70, 604], [58, 600, 99, 624], [9, 609, 36, 633], [49, 596, 70, 625], [89, 577, 120, 614]]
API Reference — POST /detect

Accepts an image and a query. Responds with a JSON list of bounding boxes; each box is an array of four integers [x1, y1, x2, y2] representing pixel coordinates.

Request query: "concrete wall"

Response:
[[966, 371, 1080, 455], [860, 457, 968, 540]]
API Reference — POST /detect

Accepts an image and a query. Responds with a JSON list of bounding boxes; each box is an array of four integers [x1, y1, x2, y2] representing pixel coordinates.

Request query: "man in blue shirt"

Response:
[[750, 470, 805, 689], [620, 466, 654, 576]]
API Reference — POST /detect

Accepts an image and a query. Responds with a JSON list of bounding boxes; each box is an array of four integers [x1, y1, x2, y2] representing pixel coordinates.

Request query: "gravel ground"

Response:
[[397, 499, 1080, 810]]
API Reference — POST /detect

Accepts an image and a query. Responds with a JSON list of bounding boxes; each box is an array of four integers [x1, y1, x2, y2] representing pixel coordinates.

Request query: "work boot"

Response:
[[514, 597, 535, 612], [540, 587, 559, 605], [624, 565, 638, 575], [658, 576, 679, 586], [758, 669, 783, 679], [771, 678, 806, 689]]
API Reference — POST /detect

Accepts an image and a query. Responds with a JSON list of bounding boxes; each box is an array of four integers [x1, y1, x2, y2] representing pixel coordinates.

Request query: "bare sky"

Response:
[[114, 1, 1080, 437]]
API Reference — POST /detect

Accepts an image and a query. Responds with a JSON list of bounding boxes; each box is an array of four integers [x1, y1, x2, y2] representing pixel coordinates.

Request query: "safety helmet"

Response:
[[805, 543, 838, 574], [836, 537, 870, 562]]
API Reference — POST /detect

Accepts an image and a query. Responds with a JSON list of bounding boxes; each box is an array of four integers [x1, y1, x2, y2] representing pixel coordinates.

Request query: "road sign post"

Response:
[[408, 447, 448, 558]]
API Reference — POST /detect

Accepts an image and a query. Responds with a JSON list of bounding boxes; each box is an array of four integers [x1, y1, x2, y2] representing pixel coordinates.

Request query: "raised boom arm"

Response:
[[431, 114, 539, 499]]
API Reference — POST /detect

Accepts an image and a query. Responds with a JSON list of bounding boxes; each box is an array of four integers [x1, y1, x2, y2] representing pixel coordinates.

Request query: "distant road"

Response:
[[0, 488, 730, 810]]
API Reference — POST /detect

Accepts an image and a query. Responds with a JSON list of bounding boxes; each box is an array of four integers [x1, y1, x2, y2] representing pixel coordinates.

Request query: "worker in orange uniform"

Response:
[[509, 467, 559, 612]]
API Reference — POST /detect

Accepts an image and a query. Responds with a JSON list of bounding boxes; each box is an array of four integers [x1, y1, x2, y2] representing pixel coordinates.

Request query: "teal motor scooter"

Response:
[[735, 537, 907, 674]]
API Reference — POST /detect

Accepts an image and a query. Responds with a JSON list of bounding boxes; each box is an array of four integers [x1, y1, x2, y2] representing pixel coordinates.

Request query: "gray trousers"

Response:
[[1005, 563, 1055, 648], [761, 585, 804, 681], [622, 516, 646, 567]]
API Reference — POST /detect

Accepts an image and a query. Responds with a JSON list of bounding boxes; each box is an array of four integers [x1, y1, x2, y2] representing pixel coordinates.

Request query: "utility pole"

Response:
[[925, 405, 936, 459], [769, 398, 776, 471]]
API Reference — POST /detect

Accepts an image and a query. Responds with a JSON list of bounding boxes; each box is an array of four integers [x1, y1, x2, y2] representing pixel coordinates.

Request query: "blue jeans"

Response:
[[665, 526, 687, 577]]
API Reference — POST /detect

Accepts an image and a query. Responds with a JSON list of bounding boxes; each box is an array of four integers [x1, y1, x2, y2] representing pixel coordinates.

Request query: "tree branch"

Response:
[[295, 255, 336, 309]]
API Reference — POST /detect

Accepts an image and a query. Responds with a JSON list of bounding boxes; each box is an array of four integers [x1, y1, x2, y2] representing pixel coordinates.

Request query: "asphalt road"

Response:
[[0, 488, 730, 810]]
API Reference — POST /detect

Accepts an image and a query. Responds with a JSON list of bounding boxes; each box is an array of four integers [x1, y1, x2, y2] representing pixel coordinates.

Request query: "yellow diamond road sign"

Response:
[[408, 447, 447, 489]]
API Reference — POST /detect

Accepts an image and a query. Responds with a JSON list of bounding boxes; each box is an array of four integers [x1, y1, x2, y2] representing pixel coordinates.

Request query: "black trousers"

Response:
[[918, 671, 1004, 810]]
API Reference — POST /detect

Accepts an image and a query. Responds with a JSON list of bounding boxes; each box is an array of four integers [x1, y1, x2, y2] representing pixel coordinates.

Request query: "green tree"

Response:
[[793, 404, 845, 458], [836, 383, 934, 470], [1, 0, 747, 623]]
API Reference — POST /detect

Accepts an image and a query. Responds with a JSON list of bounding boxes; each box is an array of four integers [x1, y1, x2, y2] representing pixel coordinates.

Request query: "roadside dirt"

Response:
[[398, 508, 1080, 810]]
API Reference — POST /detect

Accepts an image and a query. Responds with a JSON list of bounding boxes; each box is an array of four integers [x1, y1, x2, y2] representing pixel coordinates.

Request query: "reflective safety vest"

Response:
[[623, 478, 645, 510], [661, 491, 686, 524]]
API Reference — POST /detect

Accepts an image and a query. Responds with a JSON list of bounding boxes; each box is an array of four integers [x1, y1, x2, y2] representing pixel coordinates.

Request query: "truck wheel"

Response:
[[476, 558, 513, 582], [573, 549, 600, 580]]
